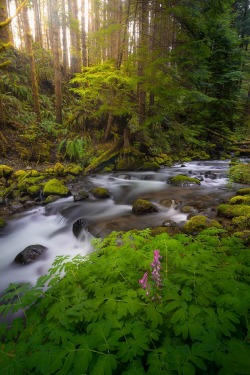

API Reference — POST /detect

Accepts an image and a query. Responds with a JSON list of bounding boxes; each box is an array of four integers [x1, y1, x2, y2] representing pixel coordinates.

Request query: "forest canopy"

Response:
[[0, 0, 250, 166]]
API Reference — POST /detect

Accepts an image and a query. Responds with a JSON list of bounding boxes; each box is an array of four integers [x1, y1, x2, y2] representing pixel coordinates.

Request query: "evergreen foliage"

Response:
[[0, 229, 249, 374]]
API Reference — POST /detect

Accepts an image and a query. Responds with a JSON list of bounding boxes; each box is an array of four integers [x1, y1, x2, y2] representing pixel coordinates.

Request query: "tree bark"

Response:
[[50, 0, 62, 123], [21, 3, 41, 123]]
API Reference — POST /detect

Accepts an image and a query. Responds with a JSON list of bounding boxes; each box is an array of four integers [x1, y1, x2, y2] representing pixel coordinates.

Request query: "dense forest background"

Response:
[[1, 0, 250, 170]]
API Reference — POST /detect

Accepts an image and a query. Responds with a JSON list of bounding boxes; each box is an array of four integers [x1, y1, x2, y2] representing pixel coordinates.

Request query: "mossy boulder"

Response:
[[13, 170, 27, 178], [116, 158, 142, 171], [0, 165, 13, 177], [0, 217, 6, 228], [132, 199, 158, 215], [236, 187, 250, 196], [229, 195, 250, 205], [168, 174, 201, 186], [232, 214, 250, 230], [66, 164, 83, 175], [217, 204, 250, 218], [183, 215, 223, 234], [229, 163, 250, 184], [25, 170, 40, 177], [27, 185, 42, 198], [43, 179, 69, 197], [90, 187, 111, 199], [142, 161, 160, 171], [73, 190, 89, 202], [45, 195, 62, 204]]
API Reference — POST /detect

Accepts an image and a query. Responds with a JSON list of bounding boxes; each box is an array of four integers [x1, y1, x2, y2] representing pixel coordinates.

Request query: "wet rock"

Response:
[[43, 178, 70, 197], [90, 187, 111, 199], [159, 199, 175, 208], [117, 174, 131, 180], [72, 218, 88, 238], [162, 219, 177, 227], [180, 205, 198, 214], [132, 199, 158, 215], [204, 171, 217, 179], [73, 190, 89, 202], [167, 174, 201, 186], [14, 244, 48, 264]]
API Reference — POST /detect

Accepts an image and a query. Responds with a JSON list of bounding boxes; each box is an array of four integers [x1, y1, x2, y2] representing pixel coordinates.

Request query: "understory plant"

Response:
[[0, 228, 249, 374]]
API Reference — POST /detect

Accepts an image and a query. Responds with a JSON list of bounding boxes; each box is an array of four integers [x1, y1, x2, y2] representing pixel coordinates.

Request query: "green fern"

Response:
[[0, 229, 249, 374]]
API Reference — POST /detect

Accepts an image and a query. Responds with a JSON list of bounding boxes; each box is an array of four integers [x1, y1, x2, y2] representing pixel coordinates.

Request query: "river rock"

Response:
[[167, 174, 201, 186], [162, 219, 177, 227], [73, 190, 89, 202], [43, 178, 70, 197], [72, 218, 88, 238], [132, 199, 158, 215], [14, 244, 48, 264], [90, 187, 111, 199], [204, 171, 217, 179]]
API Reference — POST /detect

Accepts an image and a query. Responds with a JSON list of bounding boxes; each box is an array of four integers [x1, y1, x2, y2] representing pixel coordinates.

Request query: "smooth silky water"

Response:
[[0, 160, 243, 292]]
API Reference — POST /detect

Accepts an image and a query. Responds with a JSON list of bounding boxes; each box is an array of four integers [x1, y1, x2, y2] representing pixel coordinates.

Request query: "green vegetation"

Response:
[[229, 164, 250, 184], [168, 175, 201, 186], [0, 229, 249, 374], [183, 215, 222, 234], [90, 187, 111, 199], [42, 179, 69, 197]]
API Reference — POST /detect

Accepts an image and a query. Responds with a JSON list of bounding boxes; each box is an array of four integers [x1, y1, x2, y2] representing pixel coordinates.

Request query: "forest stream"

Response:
[[0, 160, 244, 293]]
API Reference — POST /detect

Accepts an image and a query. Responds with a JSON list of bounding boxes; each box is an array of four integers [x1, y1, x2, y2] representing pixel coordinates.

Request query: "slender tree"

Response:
[[21, 1, 41, 123]]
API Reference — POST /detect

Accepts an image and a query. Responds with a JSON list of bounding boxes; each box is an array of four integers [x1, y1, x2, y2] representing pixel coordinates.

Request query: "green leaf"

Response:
[[91, 354, 117, 375]]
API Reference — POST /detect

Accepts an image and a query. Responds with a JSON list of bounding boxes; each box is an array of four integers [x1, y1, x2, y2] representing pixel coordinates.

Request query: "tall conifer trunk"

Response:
[[21, 3, 41, 123], [50, 0, 62, 123]]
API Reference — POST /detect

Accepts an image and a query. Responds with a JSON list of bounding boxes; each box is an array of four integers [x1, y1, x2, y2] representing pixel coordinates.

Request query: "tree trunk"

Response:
[[33, 0, 43, 44], [21, 3, 41, 123], [68, 0, 81, 74], [81, 0, 87, 66], [62, 0, 69, 76], [50, 0, 62, 124], [0, 0, 10, 44]]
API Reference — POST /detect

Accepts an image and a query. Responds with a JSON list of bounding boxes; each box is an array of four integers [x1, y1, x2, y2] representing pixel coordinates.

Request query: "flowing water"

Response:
[[0, 160, 244, 292]]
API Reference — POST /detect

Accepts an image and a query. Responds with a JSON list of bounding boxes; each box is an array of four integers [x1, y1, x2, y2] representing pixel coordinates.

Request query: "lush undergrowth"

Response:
[[0, 228, 250, 374]]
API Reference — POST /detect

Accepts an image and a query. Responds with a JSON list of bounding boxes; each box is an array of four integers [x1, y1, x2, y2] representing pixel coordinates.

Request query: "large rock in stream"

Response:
[[132, 199, 158, 215], [14, 244, 48, 264]]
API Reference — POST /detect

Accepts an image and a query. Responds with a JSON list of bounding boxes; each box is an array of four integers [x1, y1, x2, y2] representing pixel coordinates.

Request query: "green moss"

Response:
[[229, 163, 250, 184], [232, 215, 250, 230], [142, 161, 160, 171], [25, 170, 40, 177], [17, 176, 45, 192], [183, 215, 222, 234], [132, 199, 158, 214], [236, 187, 250, 196], [53, 163, 66, 175], [45, 195, 62, 204], [217, 204, 250, 218], [90, 187, 110, 199], [27, 185, 42, 197], [0, 217, 6, 228], [0, 165, 13, 177], [116, 157, 142, 171], [43, 179, 69, 197], [229, 195, 250, 205], [13, 170, 26, 178], [66, 164, 83, 175], [168, 174, 201, 186]]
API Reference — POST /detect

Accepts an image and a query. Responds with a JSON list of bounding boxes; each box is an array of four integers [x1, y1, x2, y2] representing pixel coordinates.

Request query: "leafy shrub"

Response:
[[0, 229, 249, 374]]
